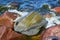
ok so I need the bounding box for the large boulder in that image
[40,25,60,40]
[0,14,14,28]
[0,26,26,40]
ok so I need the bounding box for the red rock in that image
[0,26,25,40]
[0,26,9,40]
[0,15,14,28]
[52,7,60,13]
[6,28,25,40]
[0,11,20,28]
[3,11,19,20]
[0,11,26,40]
[41,25,60,40]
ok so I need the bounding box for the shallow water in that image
[0,0,60,8]
[0,0,60,14]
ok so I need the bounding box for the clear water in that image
[0,0,60,8]
[0,0,60,14]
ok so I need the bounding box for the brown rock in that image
[3,11,20,20]
[41,25,60,40]
[0,11,20,28]
[0,15,14,28]
[0,26,26,40]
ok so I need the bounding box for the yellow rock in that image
[31,35,40,40]
[18,12,42,27]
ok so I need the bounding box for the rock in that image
[0,26,26,40]
[3,11,20,20]
[41,25,60,40]
[14,12,47,35]
[0,14,14,28]
[51,7,60,13]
